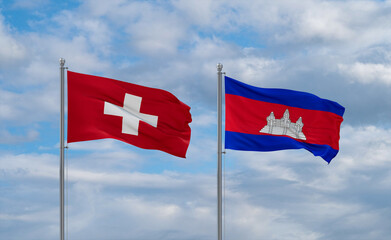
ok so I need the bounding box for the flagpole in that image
[59,58,66,240]
[217,63,223,240]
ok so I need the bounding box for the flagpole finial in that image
[217,63,223,72]
[59,58,65,66]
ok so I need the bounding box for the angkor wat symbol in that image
[259,109,306,140]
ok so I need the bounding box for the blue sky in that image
[1,0,391,239]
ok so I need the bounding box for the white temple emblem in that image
[260,109,306,140]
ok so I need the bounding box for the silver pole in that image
[217,63,223,240]
[59,58,66,240]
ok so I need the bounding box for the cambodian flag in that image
[225,76,345,163]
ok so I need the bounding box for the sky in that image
[1,0,391,239]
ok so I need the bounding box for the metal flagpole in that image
[59,58,66,240]
[217,63,223,240]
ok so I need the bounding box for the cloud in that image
[2,124,391,239]
[0,148,203,189]
[339,62,391,85]
[126,10,187,56]
[0,15,25,65]
[339,125,391,168]
[272,0,354,43]
[1,1,391,239]
[71,0,189,56]
[51,10,114,57]
[190,110,216,127]
[0,153,58,179]
[0,150,217,240]
[0,87,58,124]
[0,129,39,144]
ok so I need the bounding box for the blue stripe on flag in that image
[225,131,339,163]
[225,76,345,117]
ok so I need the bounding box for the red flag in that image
[67,71,192,158]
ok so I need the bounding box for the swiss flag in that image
[67,71,192,158]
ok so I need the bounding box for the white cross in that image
[104,93,158,136]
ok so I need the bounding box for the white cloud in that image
[225,201,324,240]
[222,55,281,86]
[181,0,389,50]
[0,16,25,64]
[191,111,216,127]
[64,185,216,240]
[0,129,39,144]
[0,208,56,224]
[0,153,58,179]
[68,170,188,188]
[0,150,199,189]
[26,34,110,80]
[51,10,114,56]
[173,0,216,26]
[0,149,217,239]
[339,125,391,167]
[172,0,239,30]
[127,15,187,56]
[0,87,58,124]
[73,0,189,56]
[339,62,391,85]
[293,2,354,42]
[0,31,111,89]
